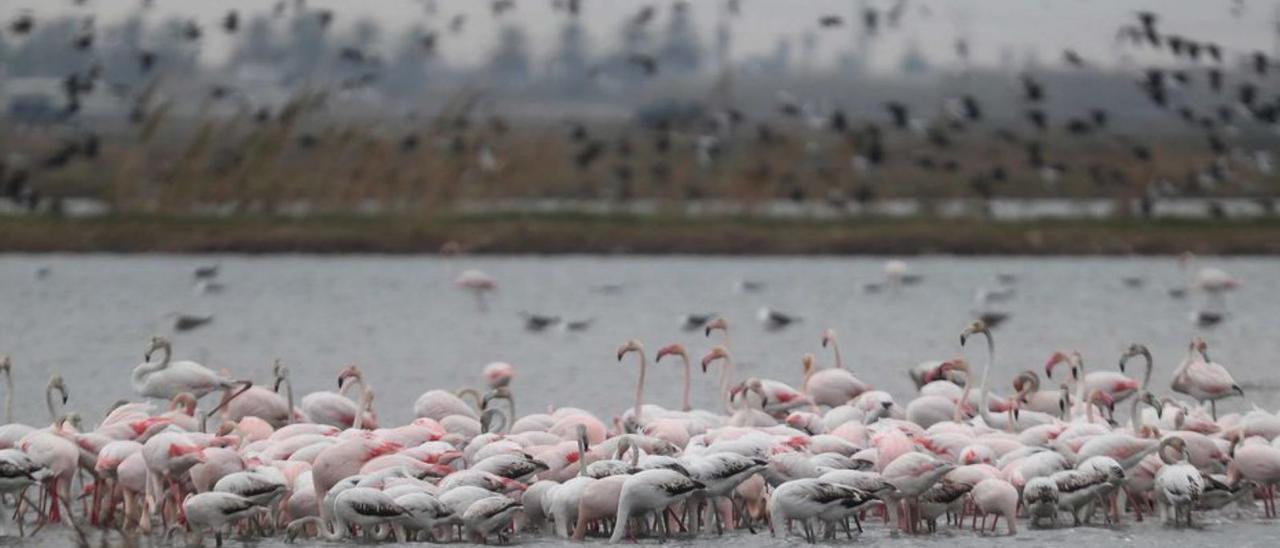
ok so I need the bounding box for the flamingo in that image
[767,479,872,543]
[1171,338,1242,419]
[134,337,249,400]
[617,339,649,430]
[19,414,80,523]
[455,269,497,312]
[463,495,522,542]
[286,487,409,541]
[971,478,1018,535]
[1046,351,1139,406]
[182,492,267,547]
[655,344,693,412]
[571,474,628,540]
[1153,436,1203,526]
[1,354,13,423]
[1023,476,1060,528]
[802,329,872,408]
[482,361,515,390]
[608,469,704,543]
[1226,442,1280,517]
[310,436,400,521]
[301,366,376,428]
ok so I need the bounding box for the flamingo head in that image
[1011,370,1039,398]
[821,328,837,348]
[482,362,514,388]
[47,374,68,404]
[336,365,363,389]
[1190,338,1210,361]
[1119,344,1150,372]
[925,358,968,384]
[144,336,170,362]
[959,321,988,346]
[701,346,729,373]
[704,317,728,338]
[57,412,83,432]
[655,343,686,363]
[170,392,197,415]
[801,353,816,375]
[272,359,289,388]
[616,339,644,362]
[1044,351,1072,379]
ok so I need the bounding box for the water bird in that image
[193,265,219,280]
[757,307,800,331]
[520,313,561,332]
[173,314,214,332]
[678,313,715,331]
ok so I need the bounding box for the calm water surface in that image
[1,254,1279,547]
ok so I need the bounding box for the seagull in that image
[974,310,1009,328]
[194,265,219,280]
[679,314,715,331]
[1190,310,1226,328]
[757,307,800,331]
[174,314,214,332]
[735,279,766,293]
[195,280,225,295]
[520,313,560,332]
[1122,276,1145,288]
[563,319,593,332]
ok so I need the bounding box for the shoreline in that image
[3,214,1280,255]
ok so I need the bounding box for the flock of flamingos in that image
[1,280,1279,545]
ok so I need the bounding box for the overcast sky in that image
[3,0,1278,73]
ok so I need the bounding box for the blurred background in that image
[0,0,1277,250]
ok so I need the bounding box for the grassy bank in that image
[2,214,1280,255]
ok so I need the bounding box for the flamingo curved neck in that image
[1129,392,1144,433]
[830,339,844,370]
[1140,352,1153,391]
[953,372,973,424]
[632,350,647,423]
[679,355,692,412]
[976,332,997,428]
[133,346,171,391]
[280,376,294,425]
[576,428,590,477]
[45,386,61,423]
[353,383,372,430]
[4,369,12,424]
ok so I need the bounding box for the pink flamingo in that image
[971,478,1018,535]
[1227,441,1280,517]
[482,361,515,389]
[133,337,248,400]
[617,339,649,431]
[802,329,872,408]
[655,344,693,412]
[455,269,497,312]
[1046,351,1140,406]
[310,435,400,520]
[301,366,376,428]
[1171,338,1242,419]
[18,414,80,523]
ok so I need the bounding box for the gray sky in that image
[3,0,1278,72]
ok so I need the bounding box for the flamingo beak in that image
[1232,385,1244,397]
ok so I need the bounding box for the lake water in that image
[1,254,1279,546]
